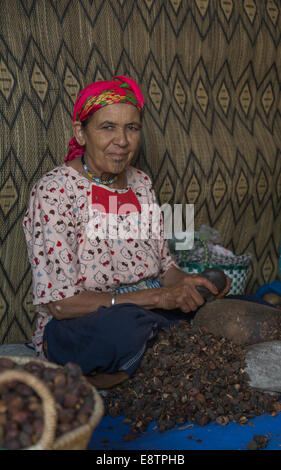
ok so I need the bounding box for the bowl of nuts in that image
[0,356,104,450]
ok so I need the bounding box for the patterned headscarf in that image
[65,75,145,162]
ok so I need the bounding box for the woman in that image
[23,76,229,388]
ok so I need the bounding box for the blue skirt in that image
[43,303,190,376]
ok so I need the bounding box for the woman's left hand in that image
[177,272,232,307]
[161,267,232,313]
[159,273,218,313]
[176,273,218,312]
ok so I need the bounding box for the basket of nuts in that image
[0,356,104,450]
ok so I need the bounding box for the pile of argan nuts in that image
[105,322,281,441]
[0,359,95,450]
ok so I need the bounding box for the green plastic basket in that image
[178,238,249,295]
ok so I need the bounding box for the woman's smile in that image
[108,153,128,159]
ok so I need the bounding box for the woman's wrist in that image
[112,288,161,310]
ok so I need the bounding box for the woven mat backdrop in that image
[1,0,281,343]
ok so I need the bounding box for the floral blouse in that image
[23,163,177,356]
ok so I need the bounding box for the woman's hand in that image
[47,301,63,320]
[157,273,220,313]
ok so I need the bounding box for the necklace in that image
[81,154,118,185]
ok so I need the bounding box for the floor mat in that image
[88,412,281,450]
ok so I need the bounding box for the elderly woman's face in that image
[78,103,142,176]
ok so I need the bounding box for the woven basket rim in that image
[0,356,104,450]
[180,263,249,270]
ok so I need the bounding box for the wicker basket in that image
[0,356,104,450]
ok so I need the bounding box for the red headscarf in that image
[65,75,145,162]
